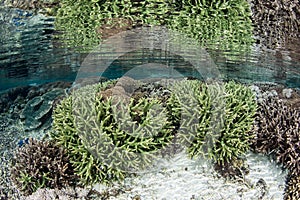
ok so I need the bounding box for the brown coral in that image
[251,97,289,154]
[276,121,300,175]
[284,173,300,200]
[251,0,300,48]
[10,138,77,196]
[252,95,300,174]
[252,94,300,197]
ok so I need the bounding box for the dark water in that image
[0,7,300,91]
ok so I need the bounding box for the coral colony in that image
[11,77,300,199]
[55,0,253,51]
[7,0,300,198]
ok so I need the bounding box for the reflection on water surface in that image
[0,12,299,92]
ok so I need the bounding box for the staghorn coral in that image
[54,0,253,51]
[10,138,77,196]
[252,93,300,198]
[251,97,288,154]
[51,93,111,186]
[252,95,300,175]
[276,122,300,176]
[251,0,300,49]
[284,173,300,200]
[51,78,178,185]
[172,80,257,164]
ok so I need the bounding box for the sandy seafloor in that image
[90,151,287,200]
[24,149,288,200]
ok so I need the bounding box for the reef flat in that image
[0,79,299,199]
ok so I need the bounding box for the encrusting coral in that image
[10,138,76,196]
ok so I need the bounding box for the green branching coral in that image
[51,78,178,184]
[10,138,76,196]
[168,0,254,50]
[172,80,257,164]
[51,91,118,185]
[55,0,254,51]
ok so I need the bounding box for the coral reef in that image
[214,157,249,179]
[252,95,300,175]
[51,78,179,185]
[251,0,300,49]
[10,138,77,196]
[251,97,287,154]
[55,0,253,51]
[168,0,254,50]
[20,88,65,131]
[276,122,300,175]
[172,80,257,164]
[51,94,107,185]
[0,86,30,113]
[251,89,300,198]
[284,173,300,200]
[4,0,59,14]
[24,186,104,200]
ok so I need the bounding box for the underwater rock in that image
[282,88,293,98]
[20,88,65,131]
[99,76,141,103]
[97,18,134,40]
[0,86,30,113]
[214,158,249,180]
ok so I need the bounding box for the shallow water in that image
[0,3,300,199]
[0,7,299,91]
[0,7,80,91]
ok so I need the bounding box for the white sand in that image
[93,151,287,200]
